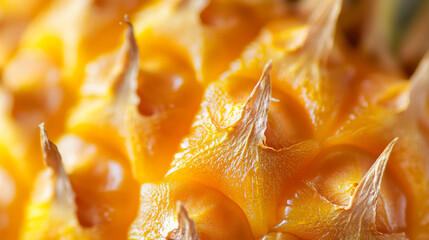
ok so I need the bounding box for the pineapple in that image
[19,124,96,240]
[0,0,429,239]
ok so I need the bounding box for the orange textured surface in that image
[0,0,428,239]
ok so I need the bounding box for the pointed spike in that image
[113,15,140,105]
[244,60,272,108]
[330,138,399,238]
[123,14,131,23]
[176,201,199,238]
[347,138,398,214]
[39,123,63,174]
[167,201,201,240]
[305,0,342,60]
[408,51,429,112]
[39,123,76,205]
[121,15,139,55]
[237,60,272,140]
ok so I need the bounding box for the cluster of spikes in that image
[29,19,424,240]
[34,123,201,239]
[1,0,429,239]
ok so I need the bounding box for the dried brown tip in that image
[123,14,131,23]
[120,14,133,29]
[167,201,201,240]
[243,60,272,112]
[39,123,76,205]
[248,60,272,103]
[236,60,272,141]
[119,14,138,63]
[121,15,136,48]
[39,123,63,174]
[113,15,140,105]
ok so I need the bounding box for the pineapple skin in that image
[0,0,428,240]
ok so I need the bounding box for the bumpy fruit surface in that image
[0,0,428,240]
